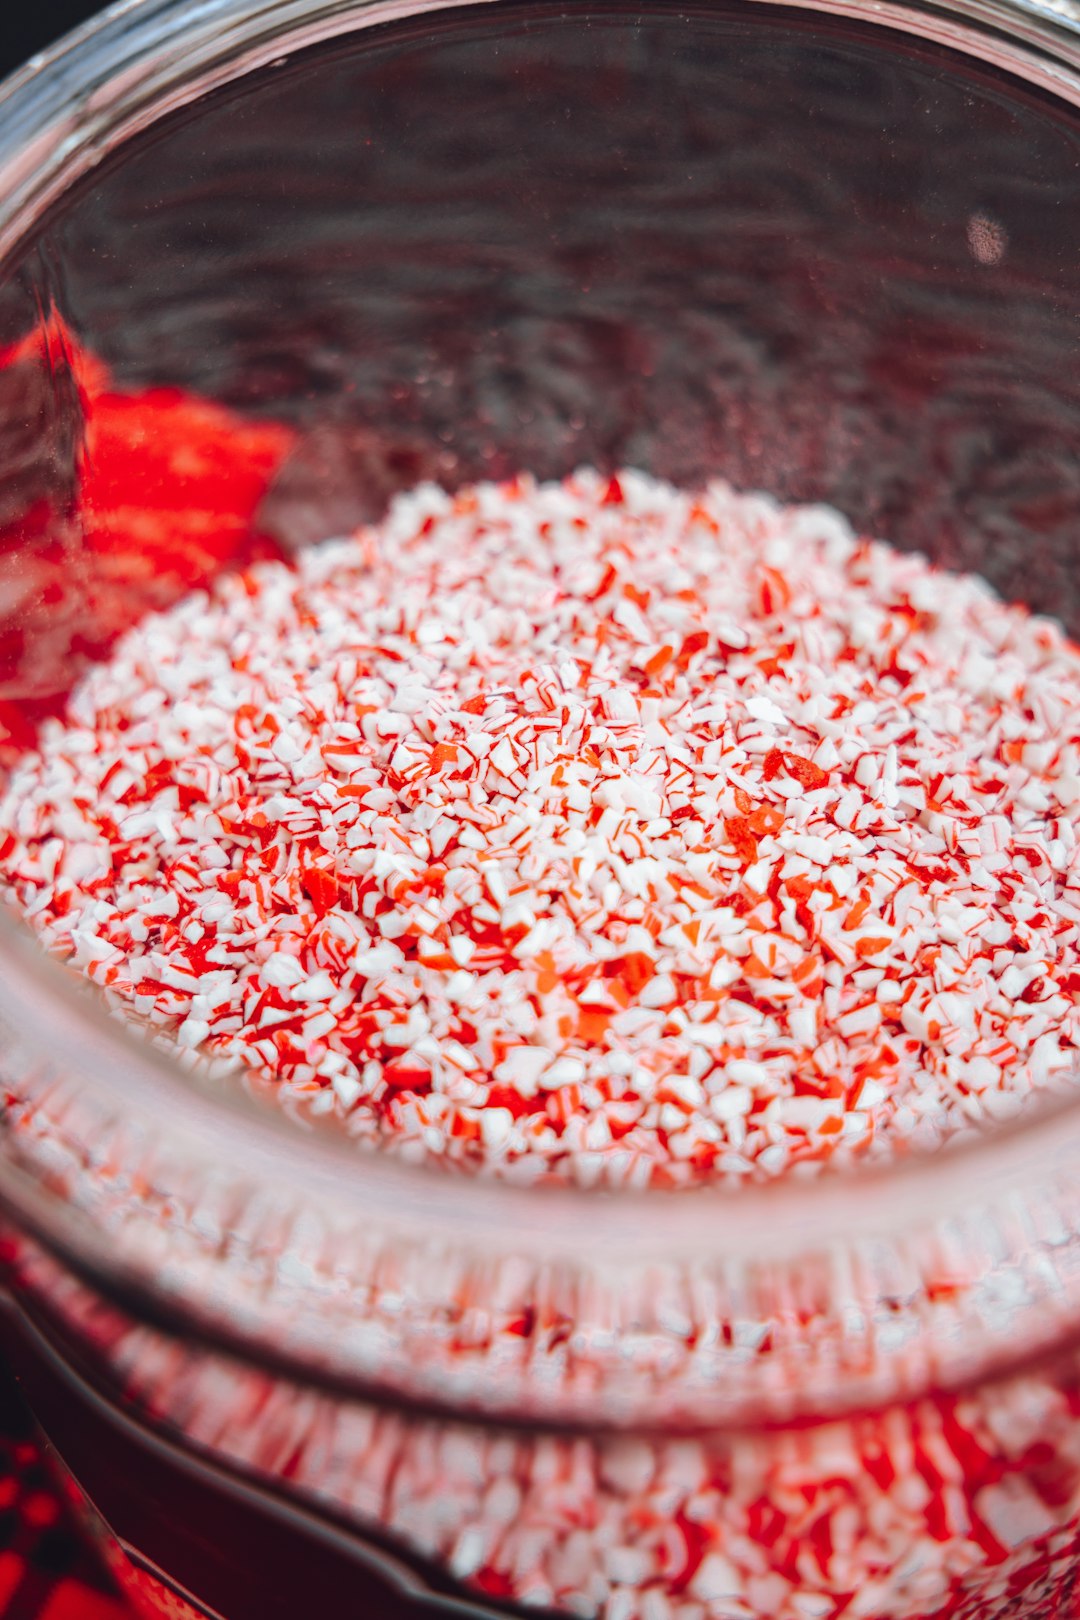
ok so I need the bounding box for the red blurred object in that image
[0,1351,132,1620]
[0,316,295,758]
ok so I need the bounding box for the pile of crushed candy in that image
[2,466,1080,1187]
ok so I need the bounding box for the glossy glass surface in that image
[2,2,1080,1616]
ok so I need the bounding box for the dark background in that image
[1,1,108,81]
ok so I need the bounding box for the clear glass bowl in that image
[3,1,1080,1616]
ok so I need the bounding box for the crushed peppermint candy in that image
[2,467,1080,1186]
[9,1203,1080,1620]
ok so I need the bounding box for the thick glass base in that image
[0,1290,500,1620]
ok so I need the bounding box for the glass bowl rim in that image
[1,0,1080,1278]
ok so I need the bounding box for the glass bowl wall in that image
[2,2,1080,1618]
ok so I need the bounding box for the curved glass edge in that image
[1,0,1080,1425]
[0,0,1079,277]
[0,0,1076,1258]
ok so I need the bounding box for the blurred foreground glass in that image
[3,0,1080,1616]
